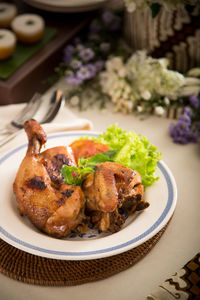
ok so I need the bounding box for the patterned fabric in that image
[147,252,200,300]
[124,5,200,73]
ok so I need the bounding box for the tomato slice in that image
[70,139,109,163]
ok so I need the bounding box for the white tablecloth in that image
[0,83,199,300]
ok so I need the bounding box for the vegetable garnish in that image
[81,125,162,188]
[61,125,161,187]
[61,150,118,186]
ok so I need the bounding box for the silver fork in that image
[0,90,64,147]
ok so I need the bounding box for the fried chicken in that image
[83,161,149,233]
[13,119,150,238]
[13,119,87,238]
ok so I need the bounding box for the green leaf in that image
[61,151,117,186]
[78,151,117,169]
[150,3,161,18]
[83,124,162,188]
[62,125,162,188]
[61,164,94,186]
[61,166,79,185]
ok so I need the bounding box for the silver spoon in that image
[0,90,64,147]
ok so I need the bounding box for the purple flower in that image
[79,48,95,62]
[66,73,83,86]
[70,59,82,70]
[102,11,121,31]
[169,113,198,144]
[95,60,105,72]
[189,95,199,108]
[100,42,110,53]
[86,64,97,77]
[179,113,191,125]
[77,66,90,80]
[63,53,72,64]
[184,106,193,118]
[102,11,115,24]
[77,64,96,80]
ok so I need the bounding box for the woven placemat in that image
[0,222,169,286]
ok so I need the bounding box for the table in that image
[0,81,199,300]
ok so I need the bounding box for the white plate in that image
[0,131,177,260]
[24,0,111,12]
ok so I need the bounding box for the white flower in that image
[106,57,123,72]
[158,58,169,68]
[141,90,151,100]
[155,106,165,116]
[164,97,170,105]
[112,57,123,68]
[118,67,127,78]
[137,105,143,112]
[106,60,114,72]
[99,50,188,115]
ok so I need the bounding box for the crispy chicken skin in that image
[83,161,149,233]
[13,119,150,238]
[13,119,87,238]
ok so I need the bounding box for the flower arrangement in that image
[124,0,198,15]
[55,10,125,108]
[54,10,200,145]
[99,51,200,116]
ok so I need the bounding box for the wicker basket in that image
[124,4,200,73]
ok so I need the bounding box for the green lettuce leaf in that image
[62,125,161,187]
[88,124,162,188]
[61,150,118,186]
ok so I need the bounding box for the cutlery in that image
[0,90,64,147]
[0,93,42,135]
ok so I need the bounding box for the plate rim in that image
[0,131,177,260]
[23,0,110,12]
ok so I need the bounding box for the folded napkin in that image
[147,252,200,300]
[0,102,93,155]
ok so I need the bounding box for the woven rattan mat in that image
[0,223,169,286]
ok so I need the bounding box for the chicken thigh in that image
[13,119,87,238]
[83,161,149,233]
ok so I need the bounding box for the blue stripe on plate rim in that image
[0,132,176,257]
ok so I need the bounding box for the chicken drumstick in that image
[13,119,87,238]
